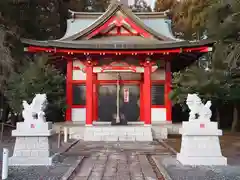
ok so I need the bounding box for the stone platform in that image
[9,137,54,166]
[177,121,227,166]
[83,125,153,141]
[54,122,182,142]
[64,124,153,142]
[9,122,55,166]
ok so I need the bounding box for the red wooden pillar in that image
[140,74,144,121]
[143,61,152,125]
[93,73,98,121]
[66,59,73,121]
[165,61,172,122]
[86,62,93,126]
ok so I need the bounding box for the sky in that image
[126,0,156,9]
[145,0,156,9]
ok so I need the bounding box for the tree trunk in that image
[0,95,10,123]
[216,108,220,129]
[2,105,10,121]
[231,104,239,132]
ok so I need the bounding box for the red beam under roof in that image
[24,46,212,55]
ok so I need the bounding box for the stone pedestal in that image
[177,121,227,166]
[9,121,55,166]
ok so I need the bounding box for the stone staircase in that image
[69,125,153,142]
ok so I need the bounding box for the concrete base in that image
[151,126,168,139]
[9,122,55,166]
[12,122,54,136]
[83,126,153,142]
[177,154,227,166]
[9,156,54,166]
[177,121,227,166]
[9,136,54,166]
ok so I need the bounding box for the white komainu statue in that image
[22,94,48,123]
[186,93,212,122]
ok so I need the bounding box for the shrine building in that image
[21,1,214,131]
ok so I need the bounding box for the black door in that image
[119,85,140,122]
[98,85,117,122]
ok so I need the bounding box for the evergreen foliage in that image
[169,0,240,131]
[154,0,212,39]
[1,0,240,129]
[4,54,65,121]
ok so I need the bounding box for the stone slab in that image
[61,156,84,180]
[102,135,119,141]
[177,154,227,166]
[136,135,153,142]
[12,122,55,137]
[119,135,136,141]
[76,158,95,177]
[12,130,54,137]
[152,126,168,140]
[138,155,157,179]
[9,156,53,166]
[81,126,153,142]
[180,121,222,136]
[16,121,52,130]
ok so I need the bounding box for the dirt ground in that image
[164,132,240,165]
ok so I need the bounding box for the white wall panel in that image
[72,108,86,122]
[151,108,167,122]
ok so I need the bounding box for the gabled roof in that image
[69,10,168,19]
[60,2,175,41]
[61,11,176,40]
[21,1,215,51]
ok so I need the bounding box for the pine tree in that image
[170,0,240,131]
[4,54,66,121]
[154,0,177,12]
[172,0,212,40]
[154,0,212,40]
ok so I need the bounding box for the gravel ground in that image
[154,155,240,180]
[0,130,77,180]
[7,154,79,180]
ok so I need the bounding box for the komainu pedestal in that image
[9,122,54,166]
[9,94,55,166]
[177,121,227,166]
[177,94,227,166]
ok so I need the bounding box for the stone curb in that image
[52,139,80,162]
[59,139,80,154]
[61,156,84,180]
[157,139,178,155]
[152,156,173,180]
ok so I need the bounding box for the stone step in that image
[69,126,171,141]
[69,126,153,142]
[83,126,153,142]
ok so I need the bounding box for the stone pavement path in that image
[64,141,173,180]
[75,152,156,180]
